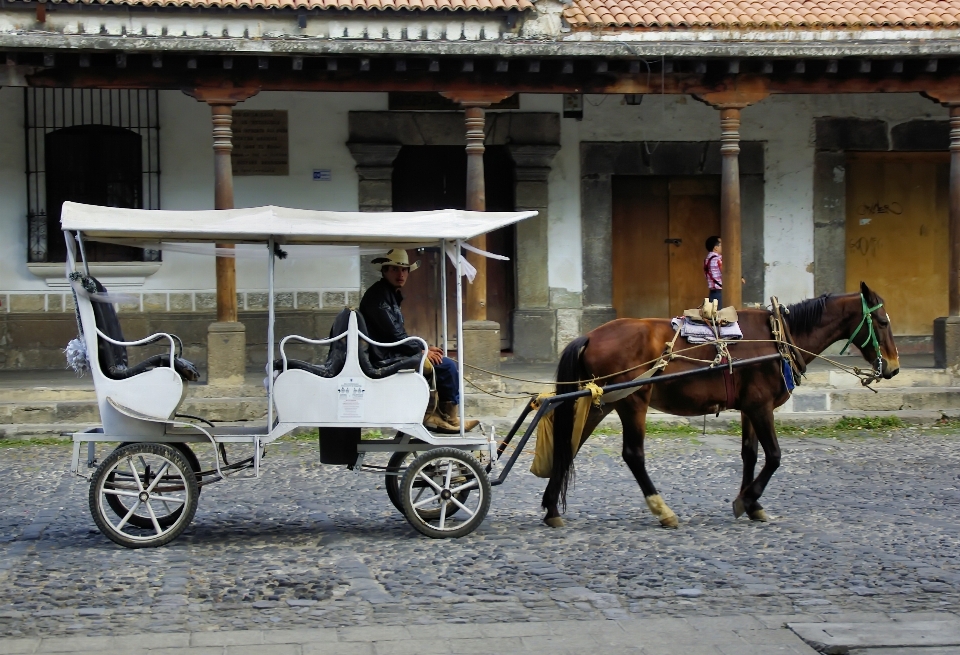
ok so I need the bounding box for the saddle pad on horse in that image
[670,316,743,344]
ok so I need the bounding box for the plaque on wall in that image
[232,110,289,176]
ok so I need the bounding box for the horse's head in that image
[847,282,900,379]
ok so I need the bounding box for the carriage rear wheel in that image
[105,442,201,530]
[90,443,199,549]
[400,448,490,539]
[385,450,471,520]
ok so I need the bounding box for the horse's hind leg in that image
[541,406,609,528]
[617,394,678,528]
[733,407,781,522]
[734,412,759,517]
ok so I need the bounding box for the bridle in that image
[839,292,885,380]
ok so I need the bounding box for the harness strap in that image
[839,293,883,356]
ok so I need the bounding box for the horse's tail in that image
[549,335,589,513]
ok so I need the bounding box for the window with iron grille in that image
[24,88,161,262]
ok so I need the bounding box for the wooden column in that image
[951,105,960,315]
[211,103,238,322]
[695,86,768,310]
[719,106,743,309]
[463,102,488,321]
[440,91,512,322]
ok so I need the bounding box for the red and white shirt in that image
[704,252,723,290]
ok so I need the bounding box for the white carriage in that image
[61,202,536,548]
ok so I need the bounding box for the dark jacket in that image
[359,278,424,361]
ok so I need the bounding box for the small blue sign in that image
[313,169,332,181]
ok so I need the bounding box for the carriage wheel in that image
[385,450,471,519]
[89,443,199,549]
[105,443,201,530]
[400,448,490,539]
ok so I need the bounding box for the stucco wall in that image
[0,89,387,308]
[0,89,948,311]
[530,91,947,305]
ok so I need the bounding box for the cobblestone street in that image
[1,429,959,638]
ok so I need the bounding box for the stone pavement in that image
[2,429,960,652]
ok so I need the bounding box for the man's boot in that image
[440,401,479,432]
[424,408,458,433]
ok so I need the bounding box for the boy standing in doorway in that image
[704,236,723,306]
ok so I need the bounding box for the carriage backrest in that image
[72,274,129,378]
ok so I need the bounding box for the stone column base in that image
[581,306,618,334]
[207,321,246,386]
[513,309,557,362]
[934,316,960,369]
[462,320,501,384]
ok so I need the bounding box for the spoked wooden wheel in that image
[89,443,199,548]
[386,450,471,519]
[105,442,200,530]
[400,448,490,539]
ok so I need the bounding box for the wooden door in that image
[391,146,516,349]
[613,177,669,318]
[846,152,949,336]
[612,176,720,319]
[667,177,722,316]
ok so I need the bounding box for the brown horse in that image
[542,282,900,528]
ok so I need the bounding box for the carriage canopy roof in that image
[60,202,539,247]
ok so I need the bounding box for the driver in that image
[359,249,479,434]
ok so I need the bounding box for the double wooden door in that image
[612,176,721,318]
[845,152,949,336]
[391,145,516,349]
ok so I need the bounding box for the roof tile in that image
[52,0,531,12]
[564,0,960,27]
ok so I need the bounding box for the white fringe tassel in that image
[64,337,89,376]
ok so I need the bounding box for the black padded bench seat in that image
[273,308,422,380]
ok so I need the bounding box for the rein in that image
[838,292,884,384]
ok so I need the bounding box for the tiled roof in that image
[54,0,531,10]
[562,0,960,28]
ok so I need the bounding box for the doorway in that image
[845,152,949,336]
[391,145,516,349]
[612,176,721,318]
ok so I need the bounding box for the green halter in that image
[839,292,884,356]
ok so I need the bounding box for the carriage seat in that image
[78,275,200,382]
[275,308,423,380]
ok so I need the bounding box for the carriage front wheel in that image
[400,448,490,539]
[89,443,199,549]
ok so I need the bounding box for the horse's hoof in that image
[748,509,770,522]
[732,498,746,518]
[544,517,565,528]
[659,515,679,529]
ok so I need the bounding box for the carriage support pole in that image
[267,236,276,429]
[456,239,465,437]
[441,239,448,357]
[489,352,783,486]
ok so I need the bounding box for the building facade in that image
[1,0,958,368]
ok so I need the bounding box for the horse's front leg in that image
[541,406,608,528]
[618,394,678,528]
[733,407,780,522]
[738,411,759,499]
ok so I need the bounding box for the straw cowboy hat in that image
[372,249,420,271]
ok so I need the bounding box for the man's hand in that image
[427,346,444,366]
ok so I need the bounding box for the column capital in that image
[183,84,260,105]
[693,84,769,109]
[507,144,561,170]
[439,90,514,107]
[922,91,960,107]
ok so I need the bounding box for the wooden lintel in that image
[183,83,261,105]
[25,67,960,99]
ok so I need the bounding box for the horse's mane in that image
[784,294,831,336]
